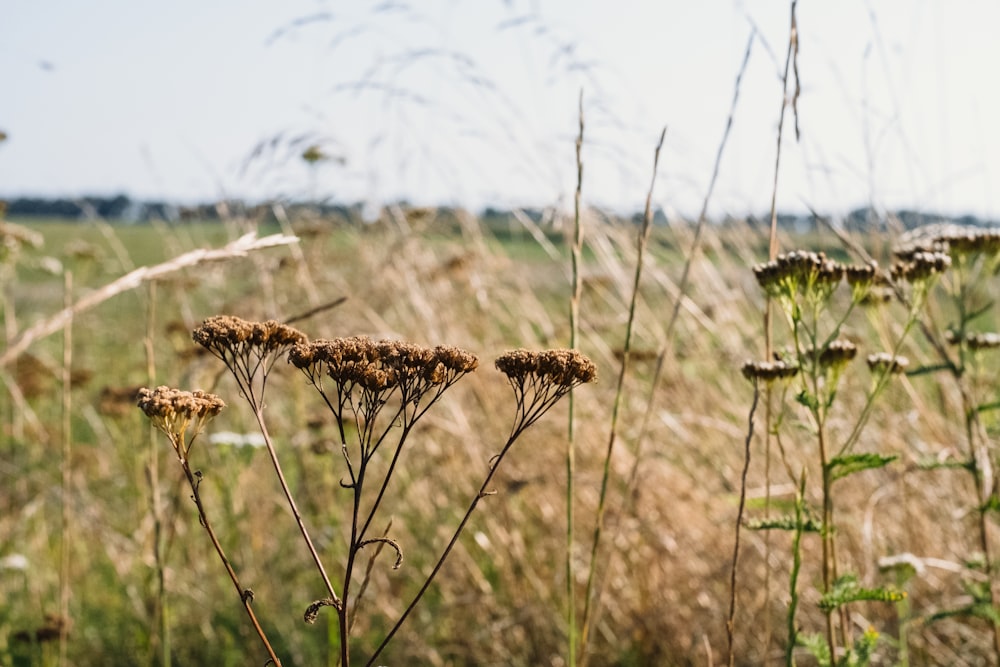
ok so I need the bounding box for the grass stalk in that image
[566,89,585,667]
[579,127,667,664]
[727,376,760,666]
[58,270,72,667]
[144,282,170,667]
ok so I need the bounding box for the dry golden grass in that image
[1,211,999,665]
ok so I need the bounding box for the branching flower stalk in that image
[191,316,342,612]
[902,227,1000,661]
[137,386,282,666]
[363,349,596,666]
[736,360,799,665]
[288,336,479,665]
[750,250,944,661]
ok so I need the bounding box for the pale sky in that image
[2,1,999,220]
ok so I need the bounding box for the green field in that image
[2,210,999,665]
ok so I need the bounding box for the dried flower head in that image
[844,262,879,303]
[896,224,1000,264]
[890,251,951,285]
[193,315,307,359]
[193,316,307,399]
[137,386,225,459]
[819,339,858,370]
[866,353,909,375]
[752,250,846,321]
[290,337,478,426]
[740,359,799,384]
[495,349,596,435]
[945,330,1000,351]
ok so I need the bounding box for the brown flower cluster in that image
[818,339,858,370]
[289,336,478,401]
[753,250,878,305]
[193,315,307,359]
[866,352,909,374]
[945,330,1000,351]
[890,251,951,284]
[494,349,597,387]
[740,359,799,383]
[137,386,225,457]
[895,224,1000,262]
[494,349,597,435]
[753,250,842,294]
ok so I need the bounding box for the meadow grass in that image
[2,209,1000,665]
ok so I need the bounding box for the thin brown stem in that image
[177,456,281,666]
[727,379,760,666]
[365,433,520,666]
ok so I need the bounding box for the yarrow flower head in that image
[495,349,597,435]
[289,337,478,425]
[193,315,307,360]
[137,386,225,460]
[192,316,307,398]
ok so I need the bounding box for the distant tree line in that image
[1,194,995,231]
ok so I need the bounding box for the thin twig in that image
[727,379,760,667]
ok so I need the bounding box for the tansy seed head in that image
[740,360,799,384]
[866,353,909,374]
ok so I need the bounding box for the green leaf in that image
[905,362,953,377]
[827,453,897,483]
[796,390,820,410]
[916,457,975,472]
[967,301,994,323]
[798,632,831,667]
[927,602,1000,626]
[744,514,821,532]
[838,626,880,667]
[819,574,906,612]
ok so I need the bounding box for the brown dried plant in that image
[136,386,282,666]
[184,315,595,666]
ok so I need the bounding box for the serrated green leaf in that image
[819,574,906,612]
[916,457,975,472]
[828,453,897,482]
[744,515,821,532]
[926,602,1000,626]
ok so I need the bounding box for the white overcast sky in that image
[1,1,998,220]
